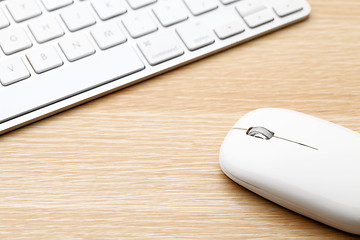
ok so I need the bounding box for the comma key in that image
[137,32,184,66]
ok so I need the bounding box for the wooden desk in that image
[1,1,359,239]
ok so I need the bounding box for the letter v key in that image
[0,57,30,86]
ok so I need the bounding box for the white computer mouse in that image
[219,108,360,235]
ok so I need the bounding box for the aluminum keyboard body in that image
[0,0,311,134]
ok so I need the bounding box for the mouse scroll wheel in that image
[246,127,274,140]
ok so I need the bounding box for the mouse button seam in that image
[231,127,248,131]
[273,136,319,151]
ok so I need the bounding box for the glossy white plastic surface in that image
[219,108,360,234]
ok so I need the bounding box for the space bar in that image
[0,46,145,123]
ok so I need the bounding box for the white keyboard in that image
[0,0,311,134]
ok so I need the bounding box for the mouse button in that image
[234,108,327,149]
[221,130,320,167]
[233,108,299,135]
[220,129,309,179]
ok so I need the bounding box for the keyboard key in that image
[235,0,266,17]
[273,0,303,17]
[0,9,10,29]
[138,32,184,65]
[122,14,158,38]
[41,0,73,11]
[60,6,96,32]
[0,57,30,86]
[0,46,145,123]
[176,22,214,51]
[92,0,127,21]
[220,0,239,4]
[0,27,33,55]
[183,0,218,16]
[126,0,157,10]
[152,0,188,27]
[26,46,63,74]
[244,8,274,28]
[6,0,42,23]
[28,17,65,43]
[214,20,245,40]
[91,22,127,50]
[59,34,95,62]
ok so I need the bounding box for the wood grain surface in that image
[1,0,360,239]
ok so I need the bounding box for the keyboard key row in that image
[0,0,306,87]
[0,44,78,86]
[0,1,304,58]
[0,17,234,85]
[3,0,159,20]
[0,0,306,61]
[0,22,129,85]
[0,35,97,86]
[0,0,304,37]
[1,0,304,32]
[0,28,189,86]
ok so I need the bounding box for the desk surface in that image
[1,0,360,239]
